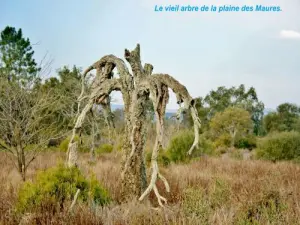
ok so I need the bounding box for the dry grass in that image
[1,151,300,225]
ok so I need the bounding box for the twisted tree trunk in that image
[66,44,201,204]
[120,91,148,199]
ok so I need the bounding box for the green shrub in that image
[235,191,287,224]
[182,187,210,223]
[59,135,89,153]
[199,135,215,156]
[229,149,243,160]
[95,144,113,155]
[47,146,61,152]
[16,164,110,213]
[215,146,228,156]
[167,130,214,163]
[59,136,76,152]
[210,178,231,209]
[235,135,257,150]
[145,149,171,166]
[24,144,40,152]
[159,153,171,166]
[213,133,232,148]
[167,130,195,163]
[256,131,300,161]
[182,178,231,223]
[115,138,124,152]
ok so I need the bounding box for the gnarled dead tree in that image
[66,44,201,205]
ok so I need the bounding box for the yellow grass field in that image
[1,152,300,225]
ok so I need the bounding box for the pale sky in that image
[1,0,300,110]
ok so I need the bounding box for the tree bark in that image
[120,94,148,200]
[120,45,148,200]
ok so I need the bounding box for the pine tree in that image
[0,26,41,86]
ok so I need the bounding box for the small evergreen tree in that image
[0,26,40,86]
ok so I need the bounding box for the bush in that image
[24,144,39,152]
[213,133,232,148]
[182,187,210,223]
[16,163,110,213]
[235,191,286,224]
[235,135,257,150]
[59,135,89,153]
[182,178,231,223]
[229,148,243,160]
[167,130,196,163]
[159,153,171,166]
[95,144,114,155]
[145,148,171,166]
[115,137,124,152]
[256,131,300,161]
[167,130,214,163]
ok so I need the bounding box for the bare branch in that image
[0,78,67,180]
